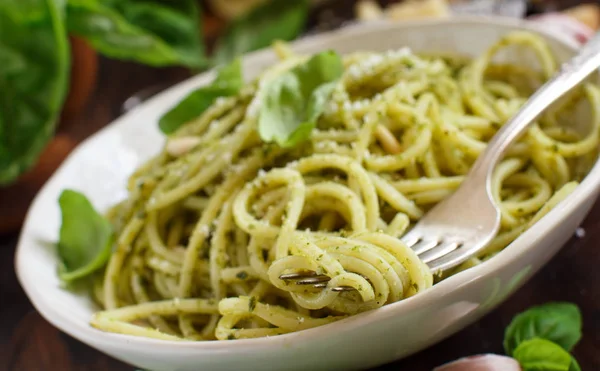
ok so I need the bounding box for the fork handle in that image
[470,32,600,183]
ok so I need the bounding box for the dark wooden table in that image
[2,2,600,370]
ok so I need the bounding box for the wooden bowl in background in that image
[61,36,99,122]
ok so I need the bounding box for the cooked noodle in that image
[90,31,600,341]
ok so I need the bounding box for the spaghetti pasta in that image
[90,31,600,341]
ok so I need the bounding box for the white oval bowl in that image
[16,17,600,371]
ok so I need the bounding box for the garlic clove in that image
[434,354,521,371]
[355,0,384,21]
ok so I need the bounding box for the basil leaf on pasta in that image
[258,50,343,148]
[159,58,243,134]
[57,190,113,283]
[213,0,308,64]
[513,338,572,371]
[503,302,582,356]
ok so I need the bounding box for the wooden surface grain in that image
[2,1,600,370]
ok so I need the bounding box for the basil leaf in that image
[66,0,206,68]
[504,302,582,356]
[159,58,243,134]
[0,0,70,185]
[213,0,308,64]
[513,338,572,371]
[569,357,581,371]
[258,51,343,147]
[57,190,113,282]
[212,58,244,87]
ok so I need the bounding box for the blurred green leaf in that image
[213,0,308,64]
[0,0,70,185]
[66,0,206,68]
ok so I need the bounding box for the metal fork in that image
[280,32,600,291]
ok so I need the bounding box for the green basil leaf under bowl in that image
[159,58,244,134]
[213,0,309,64]
[258,50,343,148]
[503,302,582,356]
[0,0,70,185]
[66,0,206,68]
[57,190,114,283]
